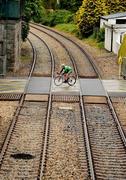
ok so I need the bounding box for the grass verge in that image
[54,23,104,49]
[54,23,78,36]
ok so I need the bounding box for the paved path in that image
[103,80,126,96]
[0,78,26,93]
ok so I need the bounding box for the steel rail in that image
[0,37,37,166]
[25,31,56,179]
[107,97,126,146]
[33,37,55,180]
[29,29,56,179]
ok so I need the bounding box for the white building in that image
[100,12,126,54]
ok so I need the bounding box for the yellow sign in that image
[118,56,122,65]
[118,34,126,63]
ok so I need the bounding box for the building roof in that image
[101,12,126,20]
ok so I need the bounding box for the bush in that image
[90,27,105,42]
[33,7,47,23]
[42,10,74,27]
[21,22,29,42]
[97,28,105,42]
[75,0,107,37]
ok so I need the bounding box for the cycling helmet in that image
[61,64,65,68]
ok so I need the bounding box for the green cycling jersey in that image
[63,66,72,73]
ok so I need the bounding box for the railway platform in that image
[0,77,126,97]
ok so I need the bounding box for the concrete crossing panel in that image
[80,79,106,96]
[26,77,51,94]
[103,80,126,97]
[52,79,80,95]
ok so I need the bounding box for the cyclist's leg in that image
[62,72,67,82]
[67,70,72,79]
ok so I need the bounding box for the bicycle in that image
[54,73,76,86]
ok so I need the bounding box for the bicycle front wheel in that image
[54,76,63,86]
[67,76,76,86]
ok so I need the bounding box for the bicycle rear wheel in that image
[67,76,76,86]
[54,76,63,86]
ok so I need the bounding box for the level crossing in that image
[0,77,126,97]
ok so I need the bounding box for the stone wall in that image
[0,20,21,74]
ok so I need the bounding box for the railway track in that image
[84,96,126,179]
[39,95,91,179]
[0,35,55,179]
[0,23,126,179]
[30,22,98,78]
[30,24,77,77]
[28,32,52,77]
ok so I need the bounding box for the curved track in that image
[0,35,54,179]
[30,23,98,78]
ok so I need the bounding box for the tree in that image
[23,0,46,22]
[59,0,83,12]
[75,0,126,37]
[105,0,126,13]
[43,0,58,9]
[22,0,46,41]
[75,0,107,36]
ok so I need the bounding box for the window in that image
[116,19,126,24]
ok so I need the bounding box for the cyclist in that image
[59,64,72,83]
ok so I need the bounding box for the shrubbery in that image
[93,28,105,42]
[22,0,46,41]
[75,0,126,37]
[21,22,29,42]
[75,0,107,37]
[41,10,74,26]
